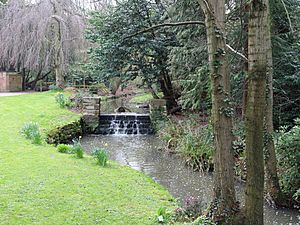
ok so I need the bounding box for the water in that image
[81,135,300,225]
[96,113,153,135]
[100,98,149,114]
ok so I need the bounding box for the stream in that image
[81,134,300,225]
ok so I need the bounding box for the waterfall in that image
[95,113,154,135]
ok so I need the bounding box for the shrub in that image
[49,84,62,91]
[55,92,70,108]
[93,148,108,166]
[276,118,300,202]
[57,144,72,154]
[71,139,84,158]
[159,117,214,171]
[21,122,42,145]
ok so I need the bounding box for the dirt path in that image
[0,92,32,97]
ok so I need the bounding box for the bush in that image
[57,144,72,154]
[276,118,300,202]
[21,122,42,145]
[49,84,62,91]
[93,148,108,166]
[71,139,84,158]
[159,117,214,171]
[55,92,70,108]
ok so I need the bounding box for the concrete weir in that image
[95,113,154,135]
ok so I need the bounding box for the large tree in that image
[86,0,179,112]
[244,0,270,223]
[0,0,87,88]
[197,0,238,222]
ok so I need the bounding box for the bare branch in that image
[226,44,248,61]
[280,0,294,32]
[125,21,205,39]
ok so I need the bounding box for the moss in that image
[46,120,82,145]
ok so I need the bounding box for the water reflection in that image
[101,97,149,114]
[81,135,300,225]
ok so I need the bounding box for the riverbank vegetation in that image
[0,0,299,224]
[0,92,175,224]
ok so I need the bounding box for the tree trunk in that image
[198,0,237,222]
[159,70,178,113]
[245,1,268,224]
[147,83,160,99]
[55,24,64,88]
[242,6,249,119]
[21,68,26,91]
[264,0,283,206]
[51,0,65,88]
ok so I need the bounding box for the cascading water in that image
[95,113,154,135]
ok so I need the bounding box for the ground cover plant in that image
[55,92,70,108]
[57,144,72,154]
[93,148,109,167]
[0,92,175,224]
[21,121,42,145]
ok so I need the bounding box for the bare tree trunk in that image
[147,83,160,99]
[159,70,178,114]
[198,0,237,222]
[264,0,283,206]
[27,70,52,89]
[52,0,65,88]
[245,0,268,224]
[241,6,249,119]
[54,22,64,88]
[21,68,26,91]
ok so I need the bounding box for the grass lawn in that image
[129,93,163,104]
[0,92,175,224]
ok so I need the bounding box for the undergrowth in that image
[159,116,214,172]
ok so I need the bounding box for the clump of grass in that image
[57,144,72,154]
[55,92,70,108]
[159,117,214,171]
[72,139,84,158]
[21,122,42,145]
[93,148,108,166]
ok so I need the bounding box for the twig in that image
[280,0,294,32]
[226,44,248,61]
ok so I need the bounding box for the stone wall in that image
[80,97,101,134]
[82,97,101,116]
[0,72,22,92]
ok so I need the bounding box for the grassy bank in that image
[0,92,175,224]
[129,92,163,104]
